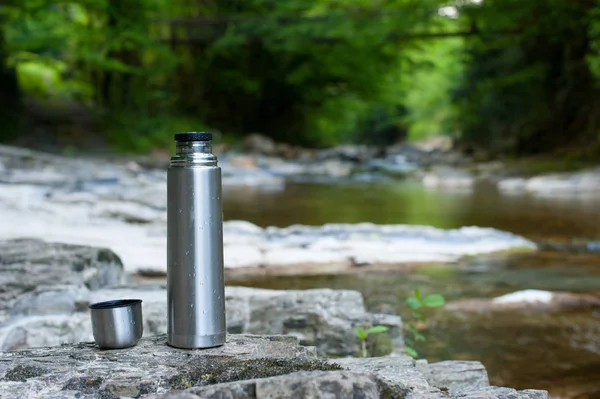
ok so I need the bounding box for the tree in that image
[452,0,600,157]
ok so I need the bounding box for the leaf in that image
[423,294,446,308]
[406,297,422,310]
[404,336,414,345]
[355,327,367,340]
[366,325,389,335]
[415,289,422,301]
[405,345,419,358]
[412,311,426,321]
[408,323,427,341]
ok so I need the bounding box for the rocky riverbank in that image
[0,239,551,398]
[0,144,536,276]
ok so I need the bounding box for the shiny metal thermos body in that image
[167,132,226,349]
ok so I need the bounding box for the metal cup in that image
[89,299,143,349]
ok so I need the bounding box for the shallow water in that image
[223,180,600,398]
[223,180,600,241]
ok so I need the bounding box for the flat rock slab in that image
[0,334,548,399]
[0,334,318,398]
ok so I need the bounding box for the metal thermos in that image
[166,132,226,349]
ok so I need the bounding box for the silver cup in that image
[89,299,143,349]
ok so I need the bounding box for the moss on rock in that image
[169,356,344,390]
[366,332,394,357]
[3,365,46,382]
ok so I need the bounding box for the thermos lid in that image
[174,132,212,142]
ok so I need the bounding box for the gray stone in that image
[0,314,92,351]
[183,371,381,399]
[0,239,126,313]
[334,356,431,392]
[517,389,549,399]
[457,386,520,399]
[497,167,600,196]
[427,360,490,395]
[227,286,403,357]
[454,386,548,399]
[422,167,475,189]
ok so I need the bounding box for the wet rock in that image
[497,168,600,196]
[365,155,419,176]
[422,167,475,189]
[304,159,354,178]
[497,177,528,193]
[426,360,490,394]
[446,289,600,315]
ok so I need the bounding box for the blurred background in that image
[1,0,600,398]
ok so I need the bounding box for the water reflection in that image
[223,181,600,240]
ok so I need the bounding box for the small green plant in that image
[355,325,389,358]
[404,289,445,358]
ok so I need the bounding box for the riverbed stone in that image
[497,167,600,196]
[422,167,475,189]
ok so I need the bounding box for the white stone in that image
[493,290,554,305]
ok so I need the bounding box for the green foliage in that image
[2,0,600,154]
[106,113,210,153]
[403,288,445,358]
[355,324,390,358]
[452,0,600,156]
[354,288,445,359]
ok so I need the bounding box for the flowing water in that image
[223,180,600,398]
